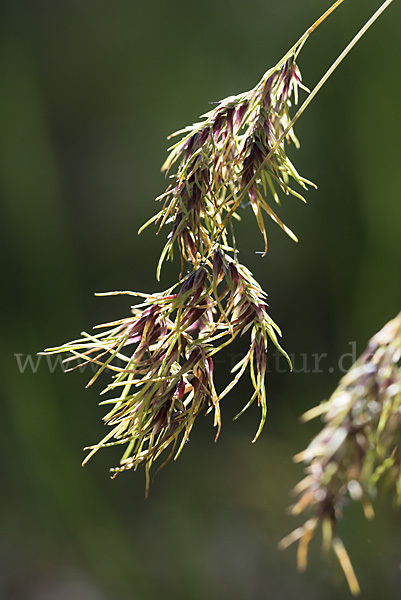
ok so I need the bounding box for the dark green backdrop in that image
[1,1,401,598]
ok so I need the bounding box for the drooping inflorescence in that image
[44,29,312,492]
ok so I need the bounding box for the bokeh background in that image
[1,0,401,598]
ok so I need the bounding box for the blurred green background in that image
[1,0,401,598]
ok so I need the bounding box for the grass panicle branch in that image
[280,312,401,595]
[45,254,288,495]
